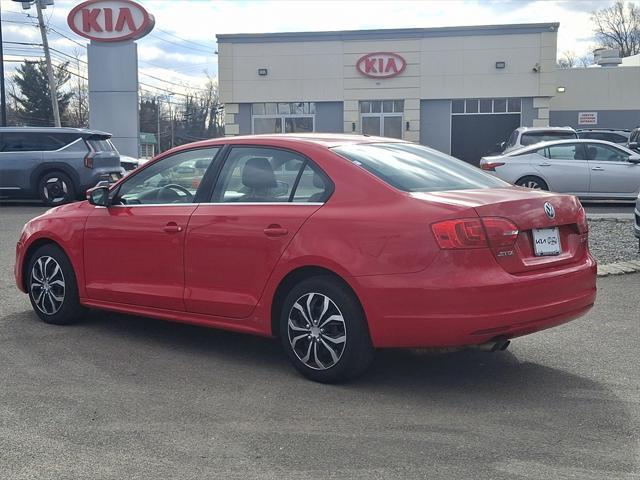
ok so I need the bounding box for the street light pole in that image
[0,1,8,126]
[34,0,61,127]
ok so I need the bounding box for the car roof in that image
[0,126,111,136]
[515,126,576,133]
[506,138,633,156]
[171,133,408,150]
[576,128,630,133]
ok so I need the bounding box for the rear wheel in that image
[27,244,84,325]
[38,171,76,206]
[279,276,374,383]
[516,176,548,191]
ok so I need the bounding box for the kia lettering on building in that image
[356,52,406,78]
[67,0,155,42]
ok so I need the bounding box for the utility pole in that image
[0,1,7,126]
[155,96,161,153]
[34,0,60,127]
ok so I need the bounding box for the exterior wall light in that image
[495,61,506,69]
[258,68,268,76]
[557,86,566,93]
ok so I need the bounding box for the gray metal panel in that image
[521,98,538,127]
[88,42,138,92]
[217,23,559,43]
[315,102,344,133]
[237,104,252,135]
[549,110,640,129]
[420,100,451,154]
[89,91,139,157]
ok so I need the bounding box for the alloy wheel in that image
[42,177,69,204]
[521,180,541,189]
[287,292,347,370]
[30,256,66,315]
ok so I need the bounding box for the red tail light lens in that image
[84,152,95,169]
[576,207,588,234]
[432,217,519,250]
[480,161,505,171]
[432,219,486,249]
[482,217,519,247]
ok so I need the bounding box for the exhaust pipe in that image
[472,337,510,352]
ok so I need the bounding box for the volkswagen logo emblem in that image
[544,202,555,219]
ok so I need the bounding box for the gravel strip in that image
[587,219,640,265]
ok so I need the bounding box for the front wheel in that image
[515,175,548,190]
[279,276,374,383]
[27,244,85,325]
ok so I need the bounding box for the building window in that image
[451,98,521,115]
[139,143,155,159]
[251,102,315,134]
[360,100,404,139]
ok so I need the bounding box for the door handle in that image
[591,166,604,171]
[264,224,288,237]
[163,222,183,233]
[538,162,551,167]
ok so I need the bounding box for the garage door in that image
[450,98,521,166]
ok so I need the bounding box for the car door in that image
[0,132,43,194]
[585,142,640,198]
[533,142,590,194]
[184,146,331,318]
[83,146,220,310]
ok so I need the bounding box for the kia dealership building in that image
[217,23,640,164]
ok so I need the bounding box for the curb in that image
[598,260,640,277]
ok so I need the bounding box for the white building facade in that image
[217,23,640,164]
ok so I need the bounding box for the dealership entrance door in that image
[450,98,522,165]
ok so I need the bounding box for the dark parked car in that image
[0,127,124,205]
[577,128,631,145]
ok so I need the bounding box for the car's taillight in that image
[432,217,519,250]
[576,207,588,234]
[480,161,505,171]
[84,152,95,169]
[432,219,486,249]
[482,217,519,248]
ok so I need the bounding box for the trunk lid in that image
[412,187,588,274]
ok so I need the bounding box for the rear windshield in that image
[87,137,116,152]
[521,131,577,146]
[332,143,507,193]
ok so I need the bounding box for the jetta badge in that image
[544,202,555,219]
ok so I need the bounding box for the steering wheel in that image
[158,184,193,203]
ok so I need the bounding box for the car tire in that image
[38,171,76,206]
[279,276,375,383]
[516,176,548,190]
[27,244,85,325]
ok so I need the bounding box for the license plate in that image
[532,227,561,256]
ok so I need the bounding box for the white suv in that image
[502,126,578,153]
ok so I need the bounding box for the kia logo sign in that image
[356,52,406,78]
[67,0,155,42]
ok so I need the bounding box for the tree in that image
[64,55,89,128]
[592,0,640,57]
[11,60,73,126]
[557,50,595,69]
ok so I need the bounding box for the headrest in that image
[242,157,277,189]
[312,170,324,188]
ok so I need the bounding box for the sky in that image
[1,0,614,97]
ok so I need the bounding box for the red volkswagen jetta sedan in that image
[15,134,596,382]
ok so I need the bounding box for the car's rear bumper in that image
[355,251,597,348]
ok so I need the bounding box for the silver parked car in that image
[501,126,578,153]
[0,127,124,205]
[480,139,640,200]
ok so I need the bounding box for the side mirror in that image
[86,183,110,206]
[628,154,640,164]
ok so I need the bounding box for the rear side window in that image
[87,138,116,152]
[332,143,506,193]
[0,132,81,152]
[521,131,577,146]
[538,143,585,160]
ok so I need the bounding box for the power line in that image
[148,32,213,55]
[154,28,213,51]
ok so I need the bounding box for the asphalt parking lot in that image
[1,205,639,480]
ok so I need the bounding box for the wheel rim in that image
[287,292,347,371]
[30,256,65,315]
[43,177,68,203]
[521,180,541,189]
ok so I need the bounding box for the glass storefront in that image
[360,100,404,139]
[252,102,315,134]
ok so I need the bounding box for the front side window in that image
[212,147,329,203]
[0,132,80,152]
[332,143,506,193]
[585,143,629,162]
[116,147,219,204]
